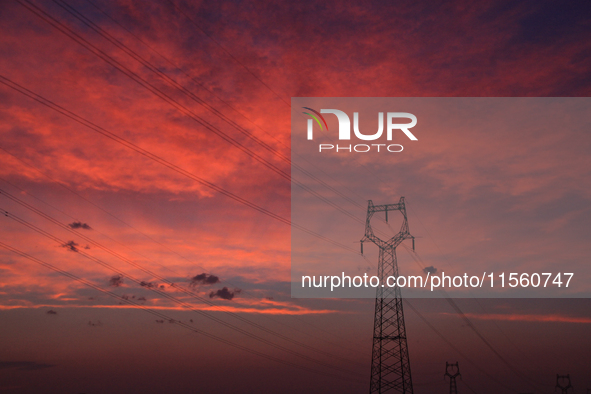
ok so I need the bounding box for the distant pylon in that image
[555,374,573,394]
[444,362,461,394]
[362,197,415,393]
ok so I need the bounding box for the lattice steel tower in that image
[555,374,573,394]
[444,362,461,394]
[361,197,415,393]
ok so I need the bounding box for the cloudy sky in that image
[290,97,591,298]
[0,0,590,393]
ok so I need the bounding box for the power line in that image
[2,144,524,390]
[404,300,516,393]
[0,74,358,254]
[460,377,478,394]
[0,149,368,356]
[14,0,288,182]
[15,0,404,247]
[0,72,542,390]
[83,0,363,211]
[402,245,547,393]
[0,207,365,379]
[3,3,560,390]
[0,172,177,277]
[0,189,365,370]
[0,240,365,384]
[444,297,543,392]
[17,0,366,227]
[0,70,391,361]
[160,0,291,108]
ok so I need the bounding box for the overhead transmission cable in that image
[0,74,357,254]
[0,152,368,355]
[83,0,364,210]
[16,0,366,227]
[0,207,366,378]
[151,3,557,390]
[0,72,537,391]
[6,3,548,390]
[402,243,547,393]
[160,0,291,108]
[0,187,366,367]
[0,240,365,384]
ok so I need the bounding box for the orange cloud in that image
[443,312,591,324]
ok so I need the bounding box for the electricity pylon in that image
[444,362,461,394]
[361,197,415,393]
[555,374,573,394]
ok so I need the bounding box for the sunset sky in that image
[1,0,590,393]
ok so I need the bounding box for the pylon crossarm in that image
[369,202,405,213]
[363,197,413,251]
[362,232,412,250]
